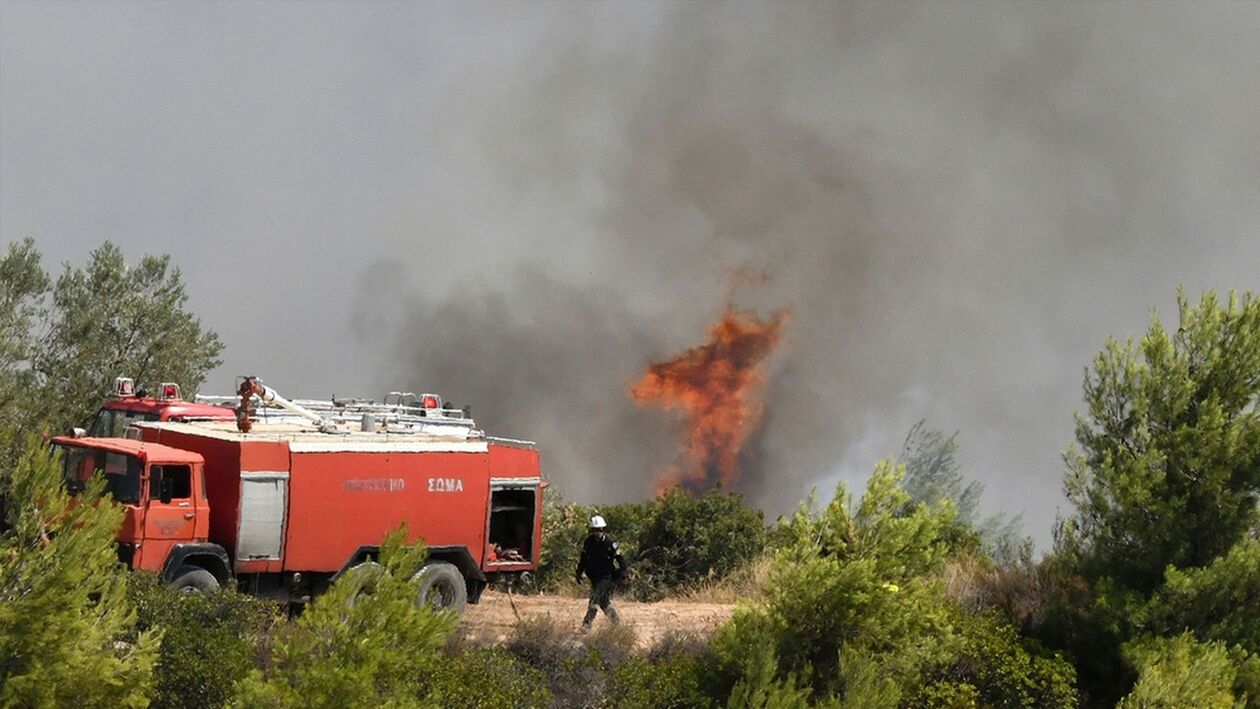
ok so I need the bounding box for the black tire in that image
[170,565,219,594]
[342,561,382,608]
[412,561,467,615]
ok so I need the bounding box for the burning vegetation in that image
[630,304,790,494]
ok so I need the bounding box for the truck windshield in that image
[88,408,159,437]
[57,446,144,504]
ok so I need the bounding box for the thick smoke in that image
[370,4,1260,543]
[6,3,1255,547]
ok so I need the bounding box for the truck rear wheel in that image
[412,561,467,615]
[170,565,219,594]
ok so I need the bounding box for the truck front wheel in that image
[412,562,467,615]
[170,565,220,594]
[342,561,382,608]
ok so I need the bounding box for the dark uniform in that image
[575,531,627,628]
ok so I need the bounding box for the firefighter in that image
[575,514,626,629]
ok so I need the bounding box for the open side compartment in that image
[487,486,535,564]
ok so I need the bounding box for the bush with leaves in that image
[421,646,552,709]
[713,461,1076,707]
[630,487,765,601]
[128,572,275,709]
[0,432,158,707]
[502,614,638,707]
[1117,633,1244,708]
[712,460,961,699]
[611,653,717,709]
[535,486,767,601]
[501,615,721,708]
[233,527,457,707]
[909,609,1077,708]
[533,489,599,594]
[611,630,722,709]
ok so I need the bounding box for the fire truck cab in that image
[87,377,235,438]
[53,436,215,579]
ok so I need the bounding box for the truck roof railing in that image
[194,392,478,437]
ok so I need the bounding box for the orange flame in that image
[630,304,790,494]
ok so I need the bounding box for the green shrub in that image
[630,488,765,601]
[534,494,653,591]
[908,611,1078,708]
[1231,647,1260,709]
[534,491,595,594]
[502,613,711,707]
[233,527,457,707]
[723,640,824,709]
[915,682,980,709]
[129,572,275,709]
[0,433,158,708]
[536,486,767,601]
[611,653,716,709]
[422,647,551,708]
[1117,633,1241,708]
[503,614,578,669]
[712,461,960,695]
[503,614,613,706]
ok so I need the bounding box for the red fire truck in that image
[52,378,543,613]
[86,377,236,437]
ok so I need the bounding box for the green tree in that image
[0,432,158,708]
[1142,537,1260,653]
[34,241,224,428]
[0,239,50,432]
[0,239,224,432]
[234,527,457,707]
[899,420,1025,557]
[901,422,982,521]
[1061,290,1260,595]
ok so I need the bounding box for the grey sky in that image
[3,1,1258,548]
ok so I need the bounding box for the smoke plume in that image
[11,3,1250,548]
[366,4,1259,545]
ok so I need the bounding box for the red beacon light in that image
[421,394,441,409]
[158,383,181,401]
[113,377,136,398]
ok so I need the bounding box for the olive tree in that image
[0,239,49,432]
[0,239,224,432]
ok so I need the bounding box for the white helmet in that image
[589,515,607,529]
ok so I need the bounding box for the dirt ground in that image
[459,590,736,648]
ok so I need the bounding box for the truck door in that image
[137,464,198,572]
[486,479,541,566]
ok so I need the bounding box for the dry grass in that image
[675,555,772,604]
[942,552,1086,635]
[943,555,1000,615]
